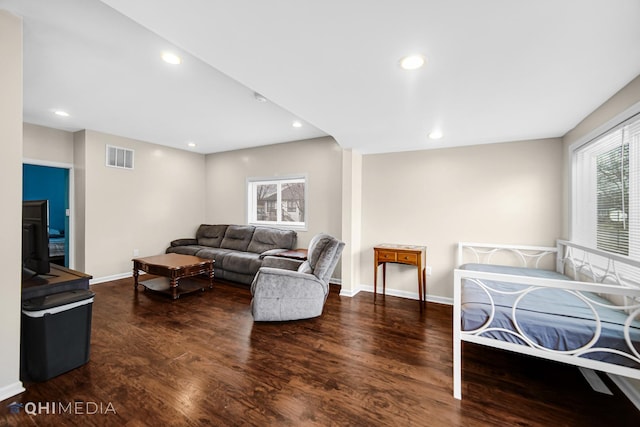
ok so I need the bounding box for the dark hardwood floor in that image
[3,276,639,426]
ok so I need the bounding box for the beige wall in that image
[76,130,206,279]
[205,136,343,255]
[0,9,25,400]
[23,122,74,164]
[360,138,564,300]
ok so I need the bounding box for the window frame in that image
[570,105,640,262]
[246,175,308,231]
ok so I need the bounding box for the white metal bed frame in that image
[453,240,640,400]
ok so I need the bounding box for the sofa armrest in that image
[170,238,198,247]
[260,256,303,271]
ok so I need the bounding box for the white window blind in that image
[572,113,640,262]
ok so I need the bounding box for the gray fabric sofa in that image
[166,224,297,285]
[250,233,345,321]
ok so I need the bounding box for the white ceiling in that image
[3,0,640,155]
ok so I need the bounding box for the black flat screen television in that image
[22,199,50,279]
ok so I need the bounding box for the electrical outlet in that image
[133,249,139,256]
[426,266,432,276]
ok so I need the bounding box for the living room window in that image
[247,176,307,229]
[572,112,640,261]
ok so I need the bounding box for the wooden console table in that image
[374,244,427,309]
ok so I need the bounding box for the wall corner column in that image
[72,130,87,272]
[340,148,363,296]
[0,9,26,401]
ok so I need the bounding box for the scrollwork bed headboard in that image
[457,242,557,270]
[557,240,640,308]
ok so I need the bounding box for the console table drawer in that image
[377,251,397,262]
[397,252,418,265]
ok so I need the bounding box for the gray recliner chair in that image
[250,233,345,321]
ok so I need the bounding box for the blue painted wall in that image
[23,164,68,233]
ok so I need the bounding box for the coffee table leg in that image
[208,267,214,289]
[170,278,179,300]
[133,265,139,290]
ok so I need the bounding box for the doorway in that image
[22,163,71,267]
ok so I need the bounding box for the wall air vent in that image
[106,145,134,170]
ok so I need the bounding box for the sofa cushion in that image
[247,227,297,254]
[220,225,255,251]
[222,251,263,275]
[194,247,233,268]
[196,224,228,247]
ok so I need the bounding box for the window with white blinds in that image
[572,113,640,261]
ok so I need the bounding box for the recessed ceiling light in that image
[428,130,443,140]
[54,110,70,117]
[187,142,197,148]
[161,51,182,65]
[399,54,426,70]
[292,121,303,128]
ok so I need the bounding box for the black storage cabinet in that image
[21,289,95,382]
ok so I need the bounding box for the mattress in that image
[460,263,640,367]
[49,236,65,258]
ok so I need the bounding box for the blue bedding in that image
[460,263,640,367]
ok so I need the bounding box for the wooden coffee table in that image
[132,253,214,300]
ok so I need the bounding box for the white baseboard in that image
[425,294,453,306]
[90,271,136,285]
[339,287,360,297]
[338,284,453,305]
[0,381,25,402]
[607,374,640,412]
